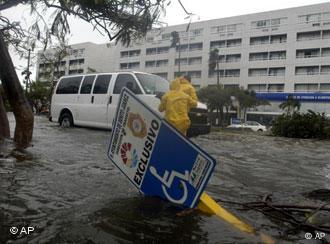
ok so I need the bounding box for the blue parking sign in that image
[107,88,216,208]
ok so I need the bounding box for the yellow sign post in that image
[198,193,275,244]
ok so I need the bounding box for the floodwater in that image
[1,114,330,243]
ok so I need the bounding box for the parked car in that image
[50,71,210,137]
[227,121,267,132]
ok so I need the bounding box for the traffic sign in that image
[107,88,216,208]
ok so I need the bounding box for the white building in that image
[37,2,330,115]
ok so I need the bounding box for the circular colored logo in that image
[120,142,138,168]
[127,113,147,138]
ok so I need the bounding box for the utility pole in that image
[170,31,181,74]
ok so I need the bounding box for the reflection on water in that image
[1,114,330,243]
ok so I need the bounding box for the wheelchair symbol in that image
[149,166,190,204]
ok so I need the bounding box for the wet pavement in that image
[1,113,330,243]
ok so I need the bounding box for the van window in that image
[135,73,169,94]
[56,76,83,94]
[80,75,95,94]
[93,75,112,94]
[114,74,142,94]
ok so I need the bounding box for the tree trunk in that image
[0,32,34,149]
[0,95,10,140]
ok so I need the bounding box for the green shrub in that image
[271,110,330,139]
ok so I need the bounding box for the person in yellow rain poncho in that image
[158,78,197,135]
[179,75,198,103]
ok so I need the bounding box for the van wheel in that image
[258,129,263,132]
[60,112,74,128]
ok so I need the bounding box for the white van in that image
[50,72,210,136]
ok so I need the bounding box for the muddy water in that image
[1,114,330,243]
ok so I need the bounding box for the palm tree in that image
[208,48,220,87]
[170,31,181,73]
[279,95,301,115]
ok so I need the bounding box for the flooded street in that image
[1,114,330,243]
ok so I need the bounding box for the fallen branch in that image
[215,197,330,233]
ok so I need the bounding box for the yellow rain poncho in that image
[179,76,198,103]
[158,78,197,135]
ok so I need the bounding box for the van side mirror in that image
[155,91,165,99]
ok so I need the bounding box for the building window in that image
[68,69,84,75]
[270,34,287,44]
[320,83,330,92]
[322,48,330,57]
[298,13,321,23]
[188,57,202,65]
[190,28,203,37]
[211,24,243,34]
[69,48,85,58]
[268,67,285,76]
[296,48,320,58]
[156,59,168,67]
[120,51,129,58]
[225,69,240,77]
[225,54,241,62]
[250,36,269,45]
[226,39,241,47]
[176,44,189,52]
[321,65,330,75]
[251,17,287,28]
[189,42,203,51]
[252,20,270,28]
[145,61,156,68]
[294,83,318,92]
[269,51,286,60]
[268,84,284,92]
[297,31,321,41]
[175,58,187,66]
[211,25,226,34]
[322,30,330,39]
[227,24,237,32]
[210,40,226,49]
[295,66,319,75]
[248,68,267,77]
[146,48,157,55]
[249,52,268,61]
[120,62,140,70]
[69,59,84,66]
[157,46,169,54]
[248,84,267,92]
[208,69,224,78]
[121,49,141,58]
[188,71,202,78]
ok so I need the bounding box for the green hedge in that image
[271,110,330,139]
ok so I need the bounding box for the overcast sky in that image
[4,0,330,81]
